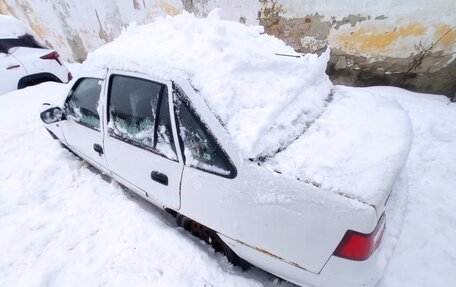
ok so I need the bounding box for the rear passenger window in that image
[174,87,236,178]
[65,78,102,131]
[107,75,177,160]
[0,34,45,53]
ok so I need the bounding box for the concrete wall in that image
[256,0,456,97]
[1,0,455,96]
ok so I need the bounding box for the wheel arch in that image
[18,72,63,89]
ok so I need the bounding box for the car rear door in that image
[0,50,27,95]
[103,71,183,210]
[60,73,109,173]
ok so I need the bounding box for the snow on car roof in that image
[84,10,333,159]
[0,15,30,38]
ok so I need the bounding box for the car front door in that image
[60,75,109,172]
[103,71,183,209]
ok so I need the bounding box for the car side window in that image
[65,78,102,131]
[107,75,177,160]
[174,87,236,178]
[0,35,45,53]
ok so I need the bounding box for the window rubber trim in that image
[172,82,237,179]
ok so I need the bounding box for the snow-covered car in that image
[0,15,71,95]
[39,12,412,287]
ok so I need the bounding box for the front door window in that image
[65,78,102,130]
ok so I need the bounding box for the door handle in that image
[6,65,20,70]
[93,143,103,156]
[151,171,168,186]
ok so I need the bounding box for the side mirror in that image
[40,106,66,124]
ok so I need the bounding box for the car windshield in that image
[0,34,45,53]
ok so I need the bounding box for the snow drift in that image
[84,10,333,159]
[266,88,413,206]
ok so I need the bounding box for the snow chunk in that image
[0,15,30,38]
[84,12,333,158]
[266,88,413,206]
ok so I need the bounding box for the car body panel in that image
[60,76,109,173]
[0,15,69,95]
[11,47,69,83]
[0,52,27,94]
[102,70,185,210]
[171,78,377,273]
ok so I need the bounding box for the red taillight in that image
[40,51,62,65]
[333,213,386,261]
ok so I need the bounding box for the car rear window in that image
[0,34,45,53]
[173,84,237,178]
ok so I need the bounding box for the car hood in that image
[264,86,413,209]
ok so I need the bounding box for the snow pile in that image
[84,10,333,158]
[0,15,30,38]
[1,75,456,286]
[266,89,413,206]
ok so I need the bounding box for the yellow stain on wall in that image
[29,22,47,39]
[159,0,181,16]
[435,24,456,49]
[57,35,66,46]
[337,24,427,54]
[0,1,12,15]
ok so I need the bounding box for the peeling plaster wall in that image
[0,0,184,61]
[1,0,455,96]
[257,0,456,97]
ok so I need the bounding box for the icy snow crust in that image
[0,15,30,38]
[84,11,332,159]
[267,88,413,206]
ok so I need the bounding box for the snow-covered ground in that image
[0,79,455,287]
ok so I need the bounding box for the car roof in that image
[0,15,31,39]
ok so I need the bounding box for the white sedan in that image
[0,15,71,95]
[39,13,412,287]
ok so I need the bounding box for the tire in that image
[176,214,251,270]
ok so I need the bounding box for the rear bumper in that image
[220,233,382,287]
[220,167,409,287]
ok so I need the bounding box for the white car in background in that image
[39,13,412,287]
[0,15,71,95]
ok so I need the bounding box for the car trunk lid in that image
[264,87,412,211]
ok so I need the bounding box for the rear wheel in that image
[176,214,250,270]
